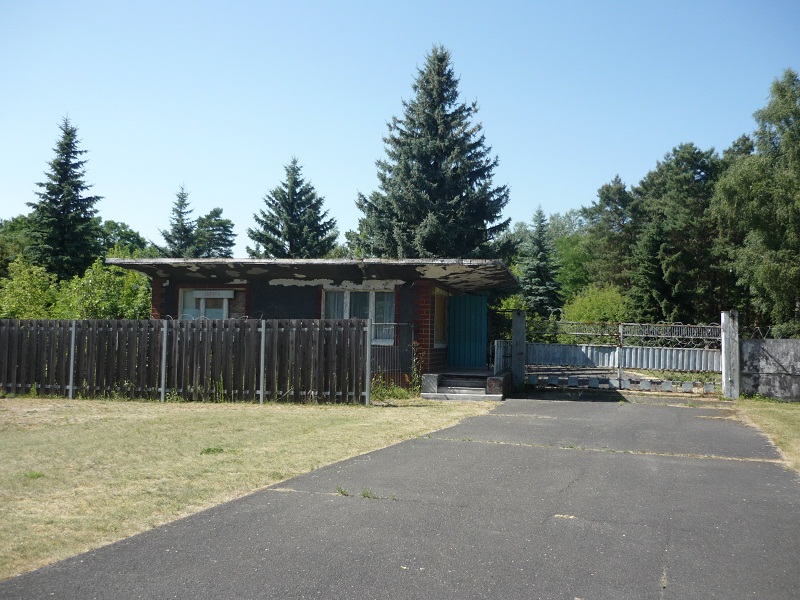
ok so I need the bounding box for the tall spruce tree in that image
[158,186,197,258]
[26,118,102,280]
[633,143,725,323]
[518,208,560,317]
[246,158,337,258]
[355,45,509,258]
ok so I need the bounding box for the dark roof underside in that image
[107,258,518,293]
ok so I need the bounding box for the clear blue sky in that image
[2,0,797,256]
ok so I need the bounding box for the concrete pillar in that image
[721,310,740,399]
[512,310,526,388]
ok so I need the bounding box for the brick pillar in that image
[151,277,168,319]
[412,281,433,373]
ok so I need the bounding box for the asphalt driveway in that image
[2,398,799,599]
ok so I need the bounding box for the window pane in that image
[325,292,344,319]
[205,298,225,319]
[375,292,394,323]
[181,291,201,319]
[374,292,395,342]
[350,292,369,319]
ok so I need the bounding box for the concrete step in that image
[439,377,486,389]
[421,392,503,402]
[438,386,487,395]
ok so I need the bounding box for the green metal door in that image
[447,295,488,368]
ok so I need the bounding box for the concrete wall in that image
[741,339,800,401]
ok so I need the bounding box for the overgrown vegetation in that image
[0,396,494,581]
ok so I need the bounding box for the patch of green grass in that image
[200,447,224,455]
[23,471,44,479]
[0,396,494,581]
[336,486,350,497]
[737,395,800,473]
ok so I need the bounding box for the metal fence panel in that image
[526,343,618,368]
[371,323,414,387]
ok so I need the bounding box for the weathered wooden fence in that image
[0,319,370,403]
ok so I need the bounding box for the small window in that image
[179,289,243,320]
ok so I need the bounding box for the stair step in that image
[438,386,487,395]
[439,378,485,389]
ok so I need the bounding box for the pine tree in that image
[158,187,237,258]
[196,208,236,258]
[627,219,668,322]
[634,143,724,323]
[246,158,337,258]
[580,176,641,289]
[355,46,509,258]
[26,117,102,280]
[518,208,560,317]
[159,186,197,258]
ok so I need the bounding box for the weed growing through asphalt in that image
[336,486,350,496]
[361,488,379,499]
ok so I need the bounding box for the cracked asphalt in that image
[2,398,799,599]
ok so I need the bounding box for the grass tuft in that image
[200,447,224,455]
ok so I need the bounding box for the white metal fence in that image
[493,323,722,375]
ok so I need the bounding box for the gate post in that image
[617,323,624,383]
[721,310,740,399]
[512,310,526,388]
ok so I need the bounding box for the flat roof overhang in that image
[106,258,518,294]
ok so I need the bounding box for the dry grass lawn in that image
[0,397,494,581]
[736,396,800,473]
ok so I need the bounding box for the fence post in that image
[259,319,266,405]
[364,319,372,405]
[721,310,740,399]
[67,320,76,399]
[617,323,624,382]
[160,320,168,402]
[512,310,526,387]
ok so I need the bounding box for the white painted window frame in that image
[322,289,396,345]
[179,289,232,320]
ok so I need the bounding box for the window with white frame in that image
[179,289,244,319]
[323,290,395,344]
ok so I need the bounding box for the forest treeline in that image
[1,46,798,333]
[508,68,800,333]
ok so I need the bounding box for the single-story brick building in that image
[108,257,517,376]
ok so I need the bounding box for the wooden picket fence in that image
[0,319,370,403]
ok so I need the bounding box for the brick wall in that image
[412,280,447,372]
[151,277,167,319]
